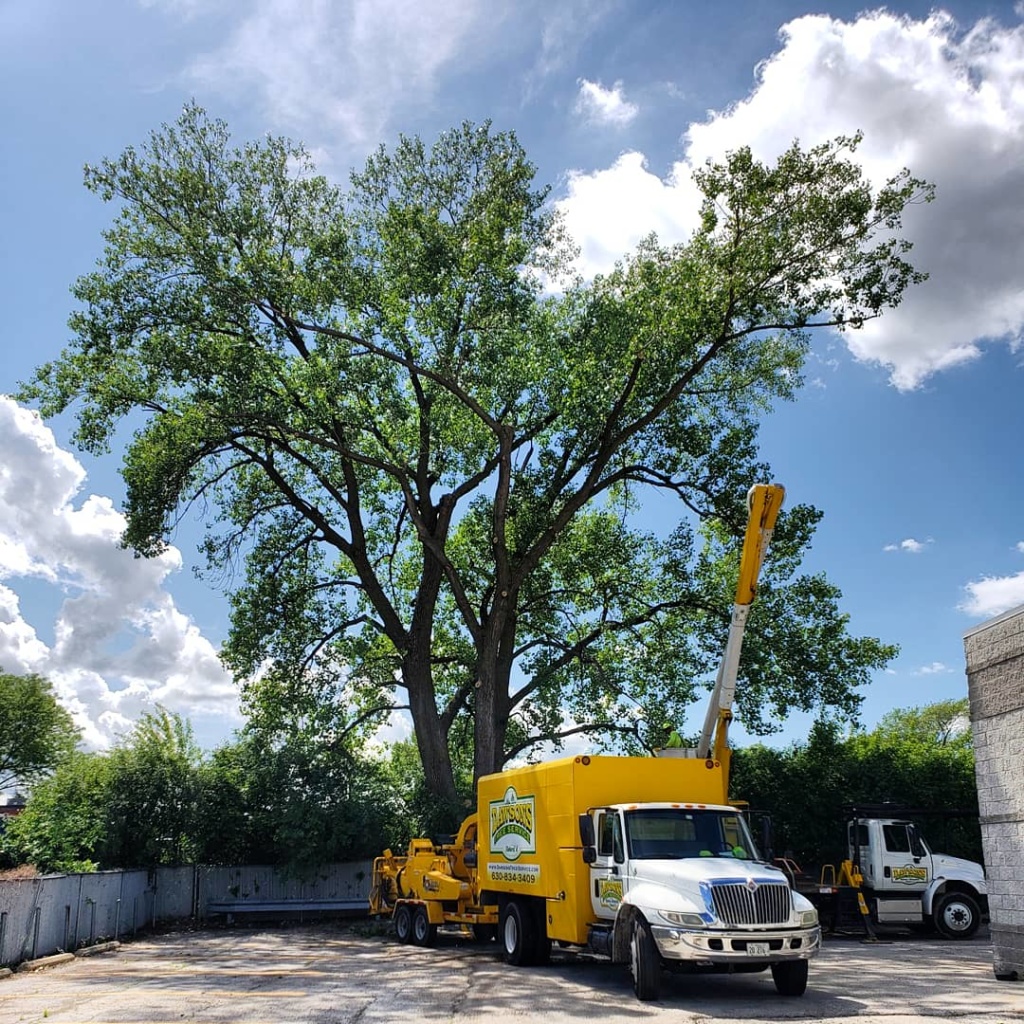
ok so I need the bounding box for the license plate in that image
[746,942,769,956]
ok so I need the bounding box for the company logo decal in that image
[597,878,622,910]
[745,878,759,893]
[489,786,536,862]
[891,865,929,883]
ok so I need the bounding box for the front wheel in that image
[771,959,808,996]
[934,892,982,939]
[394,904,413,944]
[500,900,537,966]
[412,905,437,947]
[629,917,661,1001]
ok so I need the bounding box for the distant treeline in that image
[3,700,978,875]
[732,702,980,867]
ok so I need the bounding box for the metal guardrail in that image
[206,898,369,915]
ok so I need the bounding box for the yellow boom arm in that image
[696,483,785,761]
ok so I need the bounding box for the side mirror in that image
[579,813,597,864]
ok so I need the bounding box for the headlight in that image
[659,910,706,927]
[799,908,819,927]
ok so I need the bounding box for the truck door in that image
[878,822,930,892]
[589,810,625,920]
[849,820,875,883]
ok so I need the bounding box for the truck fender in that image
[922,877,987,916]
[611,905,642,964]
[610,886,706,963]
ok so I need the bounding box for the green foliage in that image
[3,709,199,872]
[0,672,80,791]
[192,733,410,868]
[873,698,971,748]
[377,738,475,841]
[194,673,420,867]
[105,708,203,866]
[22,106,932,803]
[2,752,111,872]
[4,701,417,872]
[731,702,981,867]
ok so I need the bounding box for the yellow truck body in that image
[479,752,728,943]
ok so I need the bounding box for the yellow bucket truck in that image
[370,485,821,1000]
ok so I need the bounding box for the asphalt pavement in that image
[1,924,1022,1023]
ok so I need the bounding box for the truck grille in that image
[709,880,790,925]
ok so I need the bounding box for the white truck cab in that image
[848,817,986,937]
[584,802,820,996]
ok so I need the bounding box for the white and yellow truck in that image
[785,810,987,938]
[370,485,821,1000]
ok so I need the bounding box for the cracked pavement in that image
[1,924,1022,1023]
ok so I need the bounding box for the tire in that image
[771,959,809,996]
[629,916,661,1001]
[412,905,437,947]
[500,900,537,966]
[934,891,982,939]
[394,904,413,944]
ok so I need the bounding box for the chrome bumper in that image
[649,924,820,963]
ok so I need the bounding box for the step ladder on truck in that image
[370,484,822,1001]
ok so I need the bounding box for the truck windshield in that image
[623,809,761,861]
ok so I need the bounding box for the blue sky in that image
[1,0,1023,752]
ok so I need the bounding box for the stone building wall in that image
[964,605,1024,980]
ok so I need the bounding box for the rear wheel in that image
[772,959,808,996]
[629,916,661,1001]
[934,892,981,939]
[394,904,413,944]
[412,905,437,947]
[500,900,537,966]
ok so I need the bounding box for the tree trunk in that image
[473,604,517,784]
[402,650,459,813]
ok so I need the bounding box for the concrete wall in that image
[0,869,154,966]
[0,863,370,968]
[197,862,371,912]
[964,605,1024,981]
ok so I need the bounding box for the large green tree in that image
[23,106,929,809]
[0,671,79,791]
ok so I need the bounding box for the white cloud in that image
[369,707,414,751]
[913,661,951,675]
[575,78,638,126]
[183,0,494,150]
[559,152,703,279]
[1015,541,1024,553]
[558,10,1024,389]
[0,397,239,749]
[883,538,929,554]
[523,1,615,100]
[960,571,1024,619]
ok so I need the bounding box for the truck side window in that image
[882,824,911,853]
[612,816,625,864]
[598,813,615,857]
[908,826,927,858]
